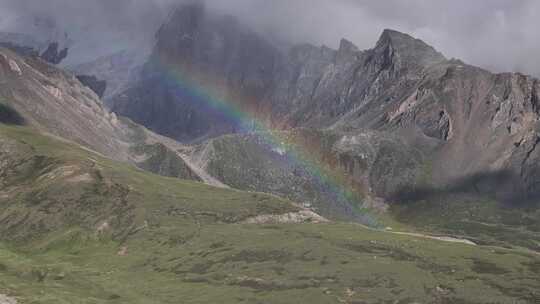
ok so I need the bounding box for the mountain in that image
[108,3,540,202]
[106,3,540,249]
[110,3,280,142]
[109,5,447,141]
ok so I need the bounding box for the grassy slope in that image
[391,194,540,252]
[0,124,540,304]
[200,130,374,222]
[197,130,540,255]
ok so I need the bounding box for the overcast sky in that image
[0,0,539,75]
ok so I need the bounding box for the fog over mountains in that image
[1,0,539,75]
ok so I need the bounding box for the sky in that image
[0,0,539,75]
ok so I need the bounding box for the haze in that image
[0,0,539,76]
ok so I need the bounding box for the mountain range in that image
[105,4,540,219]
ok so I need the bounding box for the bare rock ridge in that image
[0,34,69,65]
[374,29,445,70]
[108,3,540,211]
[110,4,450,141]
[40,42,68,65]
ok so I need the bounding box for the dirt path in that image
[381,224,540,255]
[352,223,478,246]
[387,231,477,245]
[145,131,229,188]
[176,151,229,188]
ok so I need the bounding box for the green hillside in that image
[0,124,539,304]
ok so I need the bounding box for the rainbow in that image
[154,53,380,227]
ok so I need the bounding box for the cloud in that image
[0,0,539,76]
[201,0,540,76]
[0,0,168,64]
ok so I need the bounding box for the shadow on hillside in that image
[0,103,25,125]
[390,169,540,207]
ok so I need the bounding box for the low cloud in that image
[1,0,539,76]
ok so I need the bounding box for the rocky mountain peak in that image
[338,38,359,54]
[162,2,205,37]
[336,38,360,64]
[373,29,446,70]
[40,42,69,64]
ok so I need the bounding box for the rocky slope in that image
[75,74,107,98]
[0,46,203,182]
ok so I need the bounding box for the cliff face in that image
[111,3,281,142]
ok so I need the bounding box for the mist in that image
[0,0,539,76]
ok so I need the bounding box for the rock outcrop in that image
[0,294,17,304]
[40,42,68,64]
[75,74,107,98]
